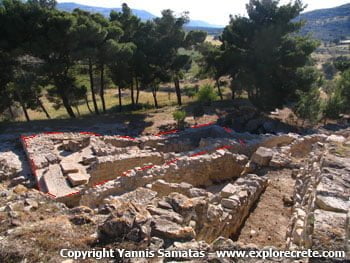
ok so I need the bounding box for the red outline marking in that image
[155,129,179,137]
[190,151,208,157]
[64,191,80,197]
[79,132,101,136]
[93,180,111,187]
[191,122,215,129]
[21,123,246,199]
[223,127,233,133]
[165,158,178,165]
[116,135,136,141]
[43,132,64,135]
[216,145,233,150]
[47,193,57,198]
[138,164,155,171]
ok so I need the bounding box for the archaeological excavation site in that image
[0,120,350,262]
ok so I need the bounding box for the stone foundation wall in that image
[87,152,165,186]
[80,149,248,207]
[287,146,349,259]
[97,173,267,245]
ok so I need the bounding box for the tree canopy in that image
[219,0,319,109]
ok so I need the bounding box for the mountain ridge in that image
[57,2,223,28]
[297,3,350,42]
[57,2,350,41]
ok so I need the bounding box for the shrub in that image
[183,86,197,99]
[322,89,344,120]
[173,110,186,130]
[196,84,218,105]
[338,69,350,111]
[322,62,337,80]
[295,88,322,125]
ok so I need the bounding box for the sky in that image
[57,0,350,26]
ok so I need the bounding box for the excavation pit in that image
[21,125,258,205]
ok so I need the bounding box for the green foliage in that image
[322,90,344,120]
[322,79,337,94]
[295,88,322,124]
[183,86,197,98]
[334,57,350,73]
[185,30,207,47]
[322,62,337,80]
[196,84,218,105]
[27,0,56,9]
[172,110,187,129]
[338,69,350,111]
[220,0,319,110]
[197,42,226,81]
[0,0,333,123]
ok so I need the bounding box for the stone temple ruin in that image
[18,124,349,258]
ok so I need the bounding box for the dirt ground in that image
[0,101,226,137]
[236,169,295,249]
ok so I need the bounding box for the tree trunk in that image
[15,89,30,122]
[135,78,140,104]
[21,104,30,122]
[37,98,51,119]
[61,94,76,118]
[89,58,99,115]
[216,79,223,100]
[231,89,235,100]
[74,105,81,117]
[99,64,106,113]
[152,86,159,108]
[174,77,182,106]
[118,86,122,112]
[131,81,135,106]
[85,96,93,114]
[8,105,14,119]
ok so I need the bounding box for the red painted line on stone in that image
[43,132,64,135]
[116,135,136,141]
[93,180,110,187]
[79,132,101,136]
[190,151,208,157]
[138,164,155,171]
[64,191,80,197]
[223,127,233,133]
[191,122,215,129]
[47,193,57,198]
[216,145,233,150]
[21,123,246,199]
[155,129,179,137]
[165,158,179,165]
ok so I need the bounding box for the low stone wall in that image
[286,153,322,249]
[97,173,267,245]
[87,152,165,186]
[80,149,248,207]
[196,174,268,243]
[287,146,349,259]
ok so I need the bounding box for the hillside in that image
[297,3,350,42]
[57,2,350,41]
[57,2,156,21]
[56,2,222,28]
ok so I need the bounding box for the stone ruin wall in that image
[287,144,350,257]
[17,124,350,258]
